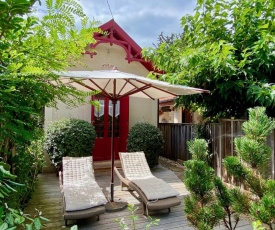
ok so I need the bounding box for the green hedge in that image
[127,123,164,168]
[44,118,96,167]
[8,133,44,209]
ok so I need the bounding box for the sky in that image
[34,0,197,48]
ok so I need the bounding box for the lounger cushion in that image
[62,157,95,184]
[120,152,153,180]
[61,157,107,212]
[63,182,107,211]
[131,177,179,200]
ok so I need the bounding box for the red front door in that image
[91,96,129,161]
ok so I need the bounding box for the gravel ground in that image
[158,156,185,181]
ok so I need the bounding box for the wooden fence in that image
[159,119,275,180]
[158,123,194,162]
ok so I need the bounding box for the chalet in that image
[45,19,159,161]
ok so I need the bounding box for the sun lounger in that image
[114,152,181,215]
[59,156,107,225]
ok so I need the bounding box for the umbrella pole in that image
[105,98,127,212]
[110,99,116,202]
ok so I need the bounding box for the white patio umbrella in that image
[56,70,209,204]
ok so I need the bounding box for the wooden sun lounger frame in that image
[59,157,106,225]
[114,167,181,215]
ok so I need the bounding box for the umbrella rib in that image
[117,85,152,99]
[89,79,113,98]
[135,79,178,97]
[113,79,116,99]
[124,80,154,99]
[103,79,111,91]
[117,81,128,96]
[68,79,97,91]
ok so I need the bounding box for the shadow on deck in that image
[24,164,252,230]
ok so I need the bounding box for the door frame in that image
[91,95,129,161]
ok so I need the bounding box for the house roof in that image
[86,19,159,72]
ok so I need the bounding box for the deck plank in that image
[24,164,252,229]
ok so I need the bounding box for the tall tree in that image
[143,0,275,119]
[0,0,99,159]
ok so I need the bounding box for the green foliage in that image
[214,178,232,210]
[214,178,241,229]
[235,137,270,169]
[184,196,224,230]
[223,107,275,229]
[185,139,240,230]
[229,189,250,214]
[250,180,275,228]
[192,121,211,140]
[0,161,48,229]
[115,204,159,230]
[0,0,100,73]
[187,138,209,161]
[44,118,96,167]
[0,0,99,228]
[265,180,275,196]
[224,155,266,198]
[0,161,22,204]
[223,156,248,179]
[9,134,45,208]
[242,107,275,140]
[184,160,214,201]
[252,221,266,230]
[1,206,49,230]
[248,83,275,108]
[127,123,164,168]
[0,0,99,159]
[184,139,221,229]
[250,194,275,227]
[143,0,275,118]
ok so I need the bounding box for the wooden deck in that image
[24,164,252,230]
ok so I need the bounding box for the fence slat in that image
[159,120,274,180]
[159,123,193,161]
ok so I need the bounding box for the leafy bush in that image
[10,136,45,209]
[44,118,96,168]
[0,161,49,229]
[127,123,164,168]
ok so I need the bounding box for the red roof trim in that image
[100,20,141,53]
[86,19,158,72]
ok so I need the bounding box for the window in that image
[93,97,120,138]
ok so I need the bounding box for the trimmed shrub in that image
[127,123,164,168]
[44,118,96,168]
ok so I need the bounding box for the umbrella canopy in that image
[58,70,208,99]
[56,70,209,202]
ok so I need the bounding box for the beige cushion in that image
[63,183,107,211]
[119,152,179,200]
[119,152,153,180]
[62,157,95,184]
[61,157,107,211]
[131,177,179,200]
